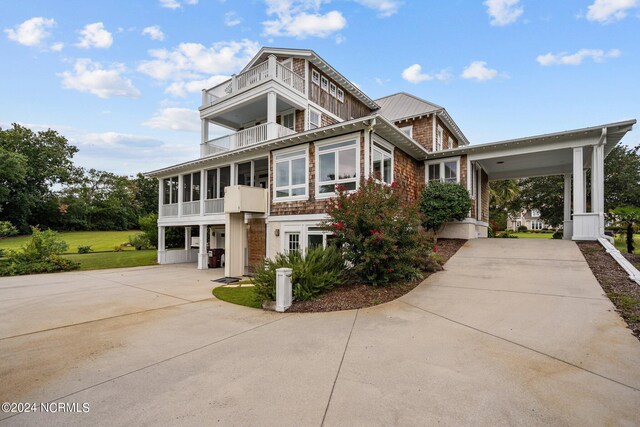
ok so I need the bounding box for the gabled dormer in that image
[198,48,378,157]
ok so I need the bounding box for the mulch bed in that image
[287,239,467,313]
[577,242,640,340]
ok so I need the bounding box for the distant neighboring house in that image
[143,46,635,278]
[508,209,551,231]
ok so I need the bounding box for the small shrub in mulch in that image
[577,242,640,340]
[287,239,466,313]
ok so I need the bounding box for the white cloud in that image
[401,64,450,83]
[263,0,347,38]
[165,75,231,97]
[138,39,259,81]
[4,17,55,47]
[142,25,165,41]
[76,22,113,49]
[586,0,638,23]
[335,34,346,44]
[224,11,242,26]
[50,42,64,52]
[536,48,621,66]
[143,108,200,132]
[353,0,402,17]
[461,61,499,81]
[159,0,198,8]
[59,59,140,99]
[484,0,523,26]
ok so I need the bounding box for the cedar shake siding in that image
[308,65,373,121]
[459,154,468,193]
[393,148,424,202]
[247,218,266,271]
[481,169,489,222]
[295,110,305,132]
[321,114,339,127]
[395,116,459,152]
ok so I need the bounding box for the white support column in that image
[177,174,184,217]
[198,224,208,270]
[199,169,206,216]
[573,147,584,214]
[157,178,163,218]
[184,227,191,250]
[225,213,245,277]
[363,130,371,178]
[267,55,277,80]
[583,169,588,213]
[157,226,166,264]
[563,173,573,240]
[595,144,605,236]
[201,119,208,144]
[267,91,277,140]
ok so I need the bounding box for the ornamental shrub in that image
[0,227,79,276]
[77,245,92,254]
[517,225,528,233]
[324,178,435,286]
[253,245,345,302]
[0,221,18,238]
[129,234,151,250]
[419,181,473,233]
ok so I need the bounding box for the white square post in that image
[275,268,292,312]
[198,224,208,270]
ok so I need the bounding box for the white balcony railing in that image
[205,198,224,214]
[202,56,306,106]
[201,122,296,156]
[182,201,200,216]
[160,204,178,217]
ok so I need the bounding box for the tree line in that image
[0,124,158,234]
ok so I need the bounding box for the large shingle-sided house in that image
[145,47,635,278]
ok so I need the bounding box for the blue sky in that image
[1,0,638,175]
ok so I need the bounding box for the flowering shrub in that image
[325,178,436,286]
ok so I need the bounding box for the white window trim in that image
[308,107,321,130]
[329,82,337,97]
[311,69,320,85]
[371,136,394,184]
[425,156,461,184]
[399,125,413,138]
[315,133,361,200]
[278,108,295,131]
[280,222,333,256]
[163,176,179,205]
[436,125,444,151]
[336,88,344,102]
[272,144,310,203]
[321,76,329,92]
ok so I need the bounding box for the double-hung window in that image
[308,108,321,130]
[274,146,308,201]
[426,158,459,184]
[317,137,358,196]
[372,141,393,184]
[311,69,320,85]
[286,232,300,254]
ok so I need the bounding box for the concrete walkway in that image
[1,240,639,426]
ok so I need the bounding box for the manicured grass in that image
[0,230,142,253]
[212,286,261,309]
[62,250,157,271]
[613,234,640,255]
[509,232,554,239]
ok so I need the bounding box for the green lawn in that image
[212,286,261,309]
[62,250,157,271]
[0,230,142,253]
[509,232,554,239]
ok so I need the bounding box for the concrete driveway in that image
[1,240,639,426]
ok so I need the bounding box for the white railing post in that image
[231,74,237,93]
[201,89,207,106]
[276,268,292,312]
[157,178,163,218]
[268,55,277,79]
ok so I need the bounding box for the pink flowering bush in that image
[324,178,436,286]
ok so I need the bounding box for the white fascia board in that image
[466,135,600,161]
[158,215,226,226]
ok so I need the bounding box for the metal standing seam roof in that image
[374,92,443,122]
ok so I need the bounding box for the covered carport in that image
[429,120,636,241]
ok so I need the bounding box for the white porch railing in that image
[203,56,306,106]
[201,122,296,156]
[160,204,178,217]
[161,248,198,264]
[205,198,224,214]
[182,200,200,216]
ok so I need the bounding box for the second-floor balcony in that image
[202,55,306,107]
[201,122,296,156]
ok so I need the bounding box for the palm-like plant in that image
[611,206,640,254]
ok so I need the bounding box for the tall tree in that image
[0,124,80,232]
[489,179,521,231]
[517,176,565,227]
[604,145,640,211]
[0,146,27,210]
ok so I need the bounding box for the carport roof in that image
[426,119,636,180]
